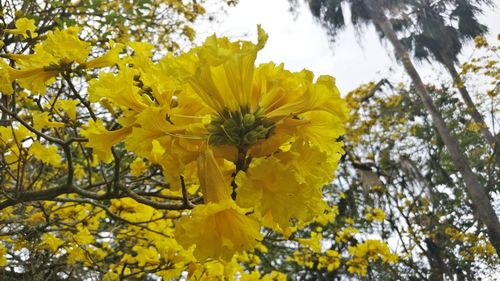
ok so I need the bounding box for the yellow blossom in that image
[236,156,326,229]
[29,142,61,167]
[66,246,88,265]
[28,212,46,223]
[474,35,488,48]
[298,231,323,253]
[56,99,79,120]
[347,240,399,276]
[80,119,132,163]
[72,226,95,245]
[74,164,86,180]
[335,227,360,243]
[84,40,124,69]
[365,207,386,222]
[175,149,262,261]
[9,27,91,93]
[6,18,38,39]
[32,112,65,130]
[134,246,160,267]
[0,244,7,266]
[110,197,156,222]
[318,250,341,271]
[40,233,65,252]
[130,158,147,176]
[0,60,14,94]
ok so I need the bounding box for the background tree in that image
[394,0,500,164]
[254,47,500,278]
[298,0,500,254]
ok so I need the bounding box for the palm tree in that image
[398,0,500,165]
[303,0,500,255]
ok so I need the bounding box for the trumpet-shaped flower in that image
[185,27,348,156]
[80,119,132,163]
[175,149,262,261]
[32,112,64,130]
[6,18,38,39]
[29,142,62,167]
[0,60,14,94]
[236,156,326,229]
[8,27,90,93]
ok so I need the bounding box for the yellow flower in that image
[0,60,14,94]
[88,67,147,111]
[347,240,399,276]
[236,156,326,229]
[474,35,488,48]
[150,139,166,164]
[28,212,46,223]
[0,126,33,146]
[175,149,262,261]
[9,27,90,93]
[40,233,64,252]
[110,197,155,222]
[133,246,160,267]
[6,18,37,39]
[29,142,62,167]
[318,250,341,271]
[335,227,360,243]
[56,99,79,120]
[0,244,7,266]
[72,226,95,245]
[80,119,132,163]
[66,246,87,265]
[298,231,323,253]
[74,164,86,180]
[83,40,124,69]
[365,207,386,222]
[32,112,65,130]
[130,158,147,176]
[189,30,348,154]
[275,140,341,187]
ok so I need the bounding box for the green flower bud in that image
[243,131,258,145]
[243,113,256,127]
[206,124,220,133]
[223,119,238,130]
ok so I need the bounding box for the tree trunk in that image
[440,55,500,167]
[362,0,500,256]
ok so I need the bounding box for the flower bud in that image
[243,113,255,127]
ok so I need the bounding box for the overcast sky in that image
[196,0,500,94]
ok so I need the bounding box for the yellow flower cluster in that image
[364,207,386,222]
[347,240,399,276]
[1,24,348,266]
[78,26,348,261]
[2,26,122,94]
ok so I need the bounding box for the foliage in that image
[1,0,234,52]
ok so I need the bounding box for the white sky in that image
[196,0,500,94]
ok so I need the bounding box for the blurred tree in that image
[297,0,500,255]
[254,52,500,278]
[394,0,500,164]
